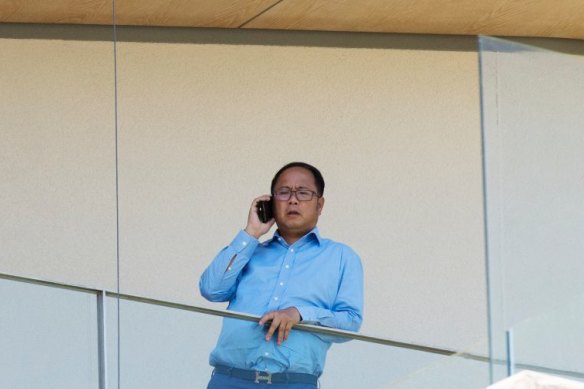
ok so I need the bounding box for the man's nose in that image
[288,192,300,203]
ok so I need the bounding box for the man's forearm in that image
[199,230,258,301]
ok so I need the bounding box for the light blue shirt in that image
[199,227,363,376]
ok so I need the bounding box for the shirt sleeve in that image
[295,246,364,332]
[199,230,259,302]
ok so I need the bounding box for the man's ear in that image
[317,197,325,215]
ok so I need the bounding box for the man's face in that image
[273,167,324,238]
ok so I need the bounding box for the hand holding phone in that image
[256,199,274,223]
[245,196,275,239]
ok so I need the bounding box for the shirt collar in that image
[273,227,322,247]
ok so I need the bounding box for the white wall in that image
[0,35,118,290]
[1,26,485,351]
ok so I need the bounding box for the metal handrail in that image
[0,271,453,354]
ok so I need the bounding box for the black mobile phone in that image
[257,199,273,223]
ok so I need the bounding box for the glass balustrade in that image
[509,293,584,382]
[0,276,101,389]
[4,270,583,388]
[479,36,584,383]
[114,296,449,388]
[0,274,482,388]
[379,293,584,389]
[386,339,492,389]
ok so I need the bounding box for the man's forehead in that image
[274,167,317,188]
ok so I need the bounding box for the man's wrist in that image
[244,226,261,239]
[294,307,302,321]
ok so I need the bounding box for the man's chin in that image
[277,221,304,232]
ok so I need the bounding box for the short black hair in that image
[271,162,325,196]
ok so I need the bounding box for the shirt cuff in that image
[296,306,319,325]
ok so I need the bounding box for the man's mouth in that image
[287,210,300,216]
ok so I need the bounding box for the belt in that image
[213,364,318,385]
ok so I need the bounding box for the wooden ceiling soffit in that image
[0,0,280,28]
[115,0,279,28]
[244,0,584,40]
[1,0,583,40]
[0,0,113,24]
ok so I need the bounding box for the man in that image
[200,162,363,388]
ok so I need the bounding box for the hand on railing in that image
[259,306,301,345]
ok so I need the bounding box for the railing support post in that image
[97,290,108,389]
[506,328,514,377]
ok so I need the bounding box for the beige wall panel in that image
[115,38,485,348]
[0,38,118,290]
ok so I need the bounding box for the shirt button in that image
[285,265,289,269]
[290,248,294,252]
[227,267,232,271]
[264,352,269,356]
[274,297,278,301]
[242,241,247,246]
[279,282,284,286]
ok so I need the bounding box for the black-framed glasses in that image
[273,188,319,201]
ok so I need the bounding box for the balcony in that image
[1,15,583,389]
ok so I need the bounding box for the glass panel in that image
[1,273,492,388]
[321,339,447,387]
[387,340,493,389]
[512,294,584,382]
[0,277,99,389]
[109,297,476,388]
[106,298,219,388]
[479,36,584,382]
